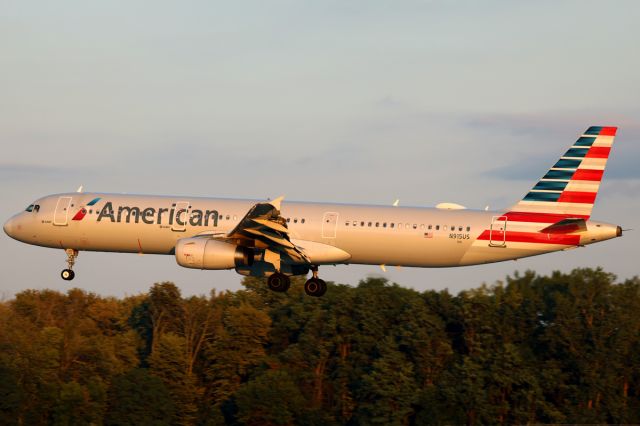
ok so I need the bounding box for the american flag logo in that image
[424,232,433,238]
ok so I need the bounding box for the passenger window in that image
[383,223,387,228]
[405,224,410,229]
[420,224,425,229]
[302,219,305,224]
[294,219,298,223]
[459,226,463,231]
[413,224,417,229]
[451,225,455,230]
[345,221,349,226]
[287,218,290,222]
[352,221,356,226]
[375,222,379,227]
[361,221,365,227]
[368,222,372,227]
[466,226,470,232]
[428,225,432,230]
[226,215,230,220]
[390,223,395,228]
[437,225,441,230]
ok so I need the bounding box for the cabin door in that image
[53,197,72,226]
[489,215,507,247]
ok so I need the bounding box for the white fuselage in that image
[3,192,620,269]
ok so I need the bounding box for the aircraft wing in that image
[220,196,310,263]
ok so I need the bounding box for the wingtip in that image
[270,195,285,210]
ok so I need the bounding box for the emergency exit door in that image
[489,215,507,247]
[322,212,339,238]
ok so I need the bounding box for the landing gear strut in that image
[304,266,327,297]
[267,272,290,292]
[61,249,78,281]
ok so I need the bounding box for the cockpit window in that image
[34,205,40,212]
[25,204,34,212]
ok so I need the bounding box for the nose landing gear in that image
[61,249,78,281]
[304,266,327,297]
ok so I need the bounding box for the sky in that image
[1,0,639,299]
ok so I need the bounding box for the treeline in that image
[1,268,640,425]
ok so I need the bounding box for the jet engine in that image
[175,238,253,270]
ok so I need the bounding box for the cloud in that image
[470,111,640,180]
[0,163,88,180]
[485,153,640,181]
[485,155,553,181]
[464,111,640,138]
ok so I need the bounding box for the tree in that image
[106,369,174,426]
[204,302,272,405]
[149,333,199,425]
[235,370,306,426]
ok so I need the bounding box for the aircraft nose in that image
[3,218,13,237]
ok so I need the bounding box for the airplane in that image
[3,126,622,297]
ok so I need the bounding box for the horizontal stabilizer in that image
[540,218,587,234]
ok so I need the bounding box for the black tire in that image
[61,269,75,281]
[267,273,290,292]
[304,278,327,297]
[316,279,327,297]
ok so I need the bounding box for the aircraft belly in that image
[334,231,472,267]
[459,241,566,266]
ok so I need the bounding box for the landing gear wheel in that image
[304,278,327,297]
[61,249,78,281]
[61,269,75,281]
[267,272,290,293]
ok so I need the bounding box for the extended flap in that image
[290,239,351,264]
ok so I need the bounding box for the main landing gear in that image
[267,272,290,292]
[266,266,327,297]
[61,249,78,281]
[304,266,327,297]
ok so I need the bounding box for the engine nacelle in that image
[175,238,253,270]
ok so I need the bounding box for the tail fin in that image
[507,126,617,222]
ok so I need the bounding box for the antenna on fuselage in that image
[392,199,399,207]
[76,185,84,193]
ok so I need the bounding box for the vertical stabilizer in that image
[507,126,617,222]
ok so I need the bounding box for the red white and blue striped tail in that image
[506,126,617,223]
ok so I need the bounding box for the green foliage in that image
[105,369,174,426]
[235,370,306,426]
[1,268,640,425]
